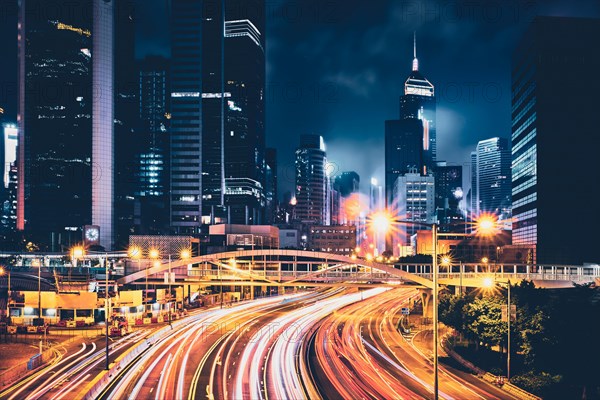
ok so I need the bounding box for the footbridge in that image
[117,249,600,289]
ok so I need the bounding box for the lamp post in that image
[370,210,499,400]
[373,212,440,399]
[484,277,512,380]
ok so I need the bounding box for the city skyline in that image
[2,0,600,198]
[1,4,600,399]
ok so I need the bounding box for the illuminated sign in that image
[56,22,91,37]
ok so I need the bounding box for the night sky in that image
[2,0,599,198]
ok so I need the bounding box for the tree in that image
[464,296,506,349]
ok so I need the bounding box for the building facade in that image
[18,0,94,249]
[393,173,435,248]
[170,0,266,232]
[295,135,328,225]
[434,162,464,232]
[308,225,357,256]
[473,137,511,219]
[134,56,171,235]
[512,17,600,264]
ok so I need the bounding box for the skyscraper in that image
[333,171,360,198]
[385,34,435,207]
[512,17,600,264]
[393,172,435,247]
[18,0,94,248]
[400,35,436,172]
[2,123,17,190]
[473,137,511,219]
[135,56,170,234]
[295,134,327,225]
[434,162,463,232]
[170,0,266,232]
[385,118,423,206]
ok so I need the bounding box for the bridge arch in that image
[117,249,434,288]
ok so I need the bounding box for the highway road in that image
[2,287,521,400]
[310,287,518,400]
[0,329,151,400]
[101,289,333,400]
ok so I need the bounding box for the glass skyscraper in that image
[512,16,600,264]
[170,0,266,232]
[295,135,328,225]
[18,0,94,248]
[473,137,511,219]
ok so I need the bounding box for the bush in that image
[511,370,561,397]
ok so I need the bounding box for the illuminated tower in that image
[385,33,435,207]
[399,33,436,171]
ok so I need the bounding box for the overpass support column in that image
[418,288,433,320]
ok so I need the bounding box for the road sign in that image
[401,307,410,315]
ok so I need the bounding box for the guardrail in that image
[80,314,191,399]
[0,344,58,390]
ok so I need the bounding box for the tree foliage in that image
[439,281,600,397]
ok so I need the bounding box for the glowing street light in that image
[482,276,494,288]
[71,246,85,260]
[180,249,191,260]
[371,212,392,234]
[128,246,141,259]
[149,248,160,259]
[475,213,498,236]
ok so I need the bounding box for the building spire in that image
[412,31,419,71]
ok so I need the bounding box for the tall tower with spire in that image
[385,33,437,210]
[400,33,436,173]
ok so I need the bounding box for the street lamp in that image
[384,215,440,400]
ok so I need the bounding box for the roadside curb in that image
[441,332,541,400]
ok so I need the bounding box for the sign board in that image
[401,307,410,315]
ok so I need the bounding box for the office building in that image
[3,124,17,190]
[308,225,357,256]
[473,137,511,219]
[134,56,170,234]
[469,151,477,218]
[170,0,266,231]
[17,1,94,248]
[385,35,435,206]
[295,135,328,225]
[393,173,435,248]
[114,3,138,249]
[334,171,360,198]
[512,17,600,264]
[434,162,464,232]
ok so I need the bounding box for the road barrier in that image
[81,315,191,399]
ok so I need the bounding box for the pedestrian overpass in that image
[117,249,600,289]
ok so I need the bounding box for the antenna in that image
[412,32,419,71]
